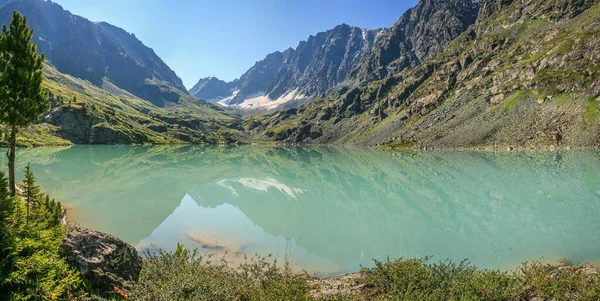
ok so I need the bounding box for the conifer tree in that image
[0,171,13,236]
[21,163,42,223]
[0,11,48,196]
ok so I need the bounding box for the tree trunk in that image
[8,126,16,197]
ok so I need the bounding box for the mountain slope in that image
[246,0,600,149]
[3,63,242,147]
[0,0,187,107]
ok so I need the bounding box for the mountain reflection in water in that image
[4,145,600,276]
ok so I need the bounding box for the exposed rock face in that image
[477,0,513,21]
[478,0,596,22]
[231,49,293,105]
[348,0,482,82]
[59,227,142,292]
[0,0,187,106]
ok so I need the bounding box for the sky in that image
[52,0,418,89]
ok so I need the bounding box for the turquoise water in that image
[3,146,600,276]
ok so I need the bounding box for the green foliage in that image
[358,257,600,300]
[582,98,599,130]
[0,11,49,196]
[19,163,42,222]
[128,244,311,301]
[0,169,85,300]
[504,89,534,112]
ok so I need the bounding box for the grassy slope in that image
[4,63,243,146]
[246,0,600,149]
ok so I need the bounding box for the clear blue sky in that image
[52,0,418,89]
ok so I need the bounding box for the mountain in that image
[0,0,245,146]
[189,77,237,102]
[191,25,383,110]
[0,0,187,107]
[245,0,600,149]
[348,0,482,82]
[261,25,380,106]
[192,0,481,111]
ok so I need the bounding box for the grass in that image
[11,124,73,147]
[376,140,416,149]
[524,52,545,63]
[504,89,534,112]
[582,98,599,130]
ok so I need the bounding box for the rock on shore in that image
[59,227,142,292]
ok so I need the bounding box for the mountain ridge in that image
[191,0,481,111]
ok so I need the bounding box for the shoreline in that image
[7,141,600,151]
[52,194,600,298]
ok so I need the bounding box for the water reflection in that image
[4,146,600,276]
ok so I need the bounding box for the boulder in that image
[59,227,142,291]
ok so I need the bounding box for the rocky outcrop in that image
[42,106,151,144]
[477,0,513,21]
[478,0,597,23]
[59,227,142,292]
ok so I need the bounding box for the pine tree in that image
[21,163,42,223]
[44,194,50,210]
[0,171,14,237]
[0,11,48,197]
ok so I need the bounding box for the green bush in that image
[128,244,311,301]
[359,257,600,301]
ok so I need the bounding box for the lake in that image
[2,146,600,276]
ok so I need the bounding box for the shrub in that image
[359,257,600,301]
[128,244,311,301]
